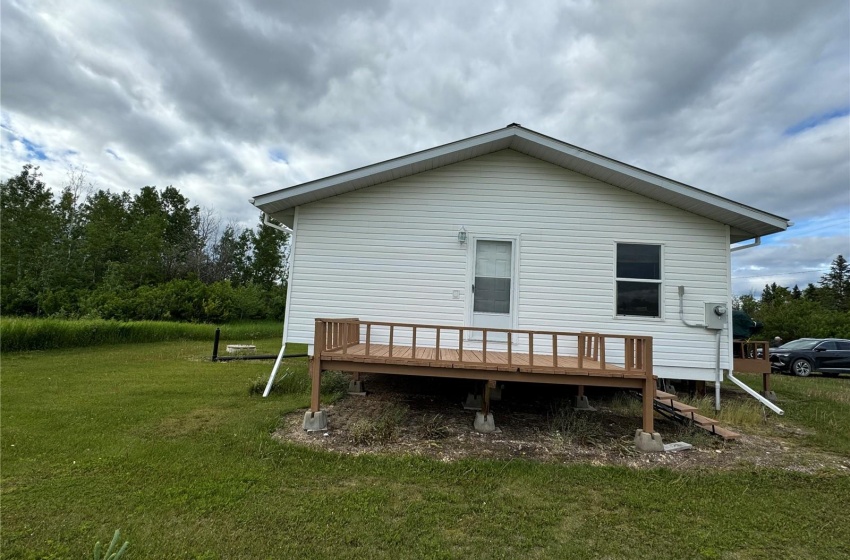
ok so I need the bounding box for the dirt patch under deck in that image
[273,374,850,472]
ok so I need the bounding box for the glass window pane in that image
[476,240,512,278]
[617,244,660,279]
[816,341,837,351]
[617,281,660,317]
[474,276,511,313]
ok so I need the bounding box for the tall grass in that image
[0,317,282,352]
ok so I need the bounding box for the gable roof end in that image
[252,125,790,243]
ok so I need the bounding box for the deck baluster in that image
[482,330,487,363]
[458,329,464,362]
[507,332,512,366]
[389,325,394,358]
[636,338,644,370]
[412,326,417,360]
[365,324,371,356]
[552,334,558,368]
[528,333,534,366]
[599,337,606,372]
[435,328,441,361]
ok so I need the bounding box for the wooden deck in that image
[309,318,658,433]
[323,343,638,377]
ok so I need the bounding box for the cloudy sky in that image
[2,0,848,295]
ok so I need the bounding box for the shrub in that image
[419,414,451,440]
[350,404,408,445]
[548,401,603,445]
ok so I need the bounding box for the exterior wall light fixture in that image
[457,226,467,245]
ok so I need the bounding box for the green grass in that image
[731,372,850,455]
[2,342,849,559]
[0,317,283,352]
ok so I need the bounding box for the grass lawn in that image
[2,340,849,559]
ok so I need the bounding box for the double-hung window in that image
[616,243,662,318]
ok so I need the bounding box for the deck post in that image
[310,320,325,413]
[633,337,663,451]
[577,334,584,369]
[303,319,328,432]
[474,380,496,433]
[482,381,492,417]
[642,338,655,433]
[575,384,595,410]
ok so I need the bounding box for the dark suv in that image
[770,338,850,377]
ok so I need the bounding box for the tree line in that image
[735,254,850,341]
[1,164,288,322]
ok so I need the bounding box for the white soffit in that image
[252,125,790,242]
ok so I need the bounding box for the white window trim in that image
[612,241,665,321]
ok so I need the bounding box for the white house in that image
[251,125,789,386]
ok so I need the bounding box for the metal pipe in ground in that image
[212,328,221,362]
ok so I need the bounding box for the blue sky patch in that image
[268,148,288,163]
[20,137,48,161]
[784,106,850,135]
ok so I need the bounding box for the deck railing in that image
[314,318,653,377]
[732,340,771,374]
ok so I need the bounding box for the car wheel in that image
[792,358,813,377]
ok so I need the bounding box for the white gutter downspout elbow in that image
[262,212,293,234]
[730,236,761,253]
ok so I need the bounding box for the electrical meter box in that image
[704,302,728,330]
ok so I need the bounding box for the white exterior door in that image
[471,239,514,340]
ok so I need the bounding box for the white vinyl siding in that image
[287,149,730,381]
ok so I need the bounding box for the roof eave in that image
[252,126,791,240]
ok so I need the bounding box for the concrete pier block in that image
[574,395,596,411]
[348,380,366,395]
[302,411,328,432]
[463,393,483,411]
[634,429,664,452]
[474,412,496,433]
[761,390,777,402]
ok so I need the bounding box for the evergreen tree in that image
[819,254,850,311]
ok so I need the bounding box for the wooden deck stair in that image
[654,390,740,440]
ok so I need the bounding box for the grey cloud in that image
[0,0,847,273]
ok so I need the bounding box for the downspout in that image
[259,211,294,397]
[725,234,784,415]
[728,371,784,415]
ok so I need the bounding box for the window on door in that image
[474,240,512,314]
[616,243,661,317]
